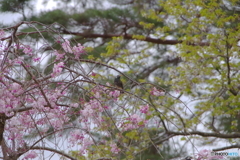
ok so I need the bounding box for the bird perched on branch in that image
[114,75,124,93]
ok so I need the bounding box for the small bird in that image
[114,75,124,92]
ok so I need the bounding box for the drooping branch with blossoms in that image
[0,22,167,160]
[0,22,236,160]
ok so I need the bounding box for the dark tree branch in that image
[31,146,77,160]
[0,114,6,146]
[210,116,220,133]
[213,144,240,151]
[168,131,240,138]
[0,22,209,47]
[61,29,209,46]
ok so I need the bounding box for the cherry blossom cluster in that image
[64,84,152,156]
[23,151,37,159]
[0,30,78,159]
[121,114,147,131]
[110,143,121,154]
[51,62,65,77]
[150,87,165,96]
[0,83,23,116]
[0,28,169,159]
[61,40,85,59]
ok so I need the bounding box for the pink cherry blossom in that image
[95,91,101,98]
[79,137,94,154]
[51,62,64,77]
[110,143,121,154]
[71,103,79,108]
[69,130,84,146]
[81,99,103,117]
[0,29,5,39]
[103,106,109,109]
[54,50,66,61]
[23,151,38,159]
[61,40,84,59]
[150,87,165,96]
[22,45,33,55]
[122,114,147,131]
[91,72,96,76]
[109,90,121,98]
[33,57,41,62]
[72,43,85,59]
[11,83,23,94]
[129,114,143,123]
[62,40,73,53]
[140,105,149,114]
[55,36,62,43]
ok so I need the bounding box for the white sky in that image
[0,12,22,24]
[0,0,56,25]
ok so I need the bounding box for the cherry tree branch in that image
[213,144,240,151]
[31,146,77,160]
[0,22,209,47]
[62,29,209,46]
[168,131,240,138]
